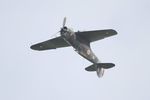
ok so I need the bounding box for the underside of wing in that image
[30,36,70,51]
[76,29,117,43]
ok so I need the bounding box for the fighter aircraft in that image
[30,17,117,78]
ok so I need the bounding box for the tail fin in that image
[85,63,115,78]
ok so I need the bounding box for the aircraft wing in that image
[76,29,117,43]
[30,36,70,51]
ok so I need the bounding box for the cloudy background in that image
[0,0,150,100]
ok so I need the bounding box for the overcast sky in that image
[0,0,150,100]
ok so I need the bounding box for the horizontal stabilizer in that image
[85,63,115,71]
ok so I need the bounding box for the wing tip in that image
[30,44,45,51]
[30,44,56,51]
[111,29,118,35]
[30,45,40,51]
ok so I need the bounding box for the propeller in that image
[63,17,67,27]
[50,17,67,38]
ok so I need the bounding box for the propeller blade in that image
[63,17,66,27]
[49,31,60,38]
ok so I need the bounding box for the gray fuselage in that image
[61,27,100,64]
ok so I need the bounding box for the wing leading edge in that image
[30,36,70,51]
[76,29,117,43]
[31,29,117,51]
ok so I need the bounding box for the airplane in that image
[30,17,117,78]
